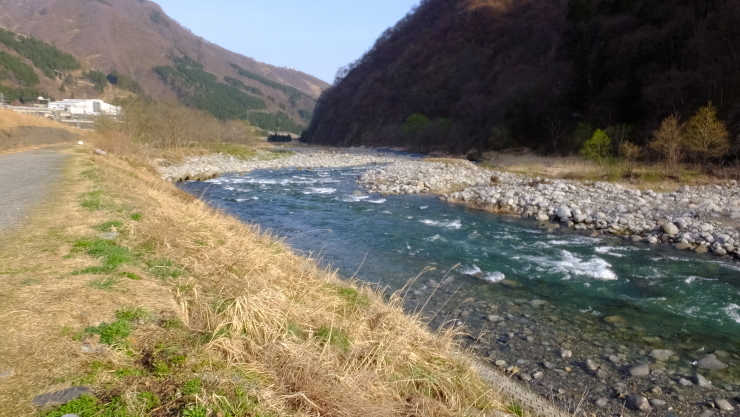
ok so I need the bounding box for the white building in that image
[48,99,122,116]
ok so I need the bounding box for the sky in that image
[152,0,421,83]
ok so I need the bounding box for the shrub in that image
[401,113,430,136]
[580,129,611,164]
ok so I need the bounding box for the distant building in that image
[47,99,122,116]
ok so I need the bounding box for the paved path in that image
[0,148,68,235]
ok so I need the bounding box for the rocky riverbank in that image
[157,148,418,182]
[405,277,740,417]
[359,160,740,260]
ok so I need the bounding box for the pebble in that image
[678,377,694,386]
[584,359,598,371]
[627,395,651,410]
[595,398,609,407]
[699,411,716,417]
[650,349,675,361]
[649,399,666,407]
[694,374,712,387]
[714,398,734,411]
[628,363,651,377]
[560,349,572,358]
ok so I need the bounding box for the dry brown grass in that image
[0,109,82,133]
[0,148,509,416]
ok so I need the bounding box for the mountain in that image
[304,0,740,153]
[0,0,330,133]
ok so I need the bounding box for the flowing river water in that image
[180,164,740,411]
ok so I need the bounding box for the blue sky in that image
[153,0,420,83]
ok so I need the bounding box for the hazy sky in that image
[152,0,420,83]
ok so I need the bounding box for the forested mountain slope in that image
[304,0,740,153]
[0,0,329,133]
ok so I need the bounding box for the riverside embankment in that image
[168,148,740,417]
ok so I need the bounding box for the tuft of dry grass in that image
[0,148,512,417]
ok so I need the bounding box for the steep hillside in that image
[0,0,329,133]
[304,0,740,153]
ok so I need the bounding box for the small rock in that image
[32,386,90,407]
[627,395,651,411]
[560,350,572,358]
[649,399,666,407]
[662,223,679,235]
[694,373,712,387]
[532,371,544,380]
[352,190,364,196]
[650,349,675,362]
[715,399,734,411]
[604,315,627,326]
[629,363,651,377]
[93,149,107,156]
[595,398,609,407]
[674,242,692,250]
[530,299,548,308]
[495,360,507,367]
[584,359,598,371]
[678,377,693,386]
[699,411,716,417]
[697,355,728,370]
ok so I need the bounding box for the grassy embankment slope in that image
[0,109,88,152]
[0,129,510,416]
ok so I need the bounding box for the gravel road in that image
[0,148,68,235]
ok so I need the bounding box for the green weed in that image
[333,285,370,308]
[120,271,143,281]
[180,378,203,395]
[72,239,136,272]
[87,276,119,290]
[206,143,257,160]
[181,404,208,417]
[315,325,351,352]
[130,212,143,221]
[146,258,183,280]
[82,308,147,346]
[506,403,525,417]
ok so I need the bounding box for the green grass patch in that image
[181,404,208,417]
[146,257,183,280]
[80,190,103,210]
[332,285,371,308]
[72,239,137,272]
[180,377,203,395]
[206,143,258,160]
[81,308,148,347]
[130,212,143,221]
[93,220,124,232]
[315,325,351,352]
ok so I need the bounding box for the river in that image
[180,164,740,409]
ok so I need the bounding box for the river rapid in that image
[180,164,740,415]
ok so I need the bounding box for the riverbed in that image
[179,163,740,416]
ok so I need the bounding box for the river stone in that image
[594,398,609,407]
[662,223,680,235]
[650,349,674,361]
[678,378,693,386]
[560,350,572,358]
[693,373,711,387]
[352,190,363,196]
[649,399,667,407]
[32,386,90,407]
[584,359,598,371]
[627,395,651,410]
[697,355,727,370]
[674,242,692,250]
[715,399,734,411]
[699,411,716,417]
[530,299,548,308]
[629,363,651,377]
[604,315,627,326]
[557,207,572,218]
[499,280,520,288]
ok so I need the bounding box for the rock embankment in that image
[158,148,416,182]
[360,160,740,259]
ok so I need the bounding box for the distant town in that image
[0,95,121,130]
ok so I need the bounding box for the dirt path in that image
[0,147,68,235]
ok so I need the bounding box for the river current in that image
[180,165,740,372]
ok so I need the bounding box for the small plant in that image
[315,325,351,352]
[40,395,98,417]
[506,403,525,417]
[182,404,208,417]
[137,391,160,410]
[85,319,132,346]
[286,322,305,339]
[130,212,143,221]
[87,276,120,290]
[72,239,136,274]
[333,285,370,308]
[120,271,143,280]
[180,378,203,396]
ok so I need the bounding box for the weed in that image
[81,168,100,182]
[115,307,148,322]
[130,212,143,221]
[113,367,144,378]
[315,325,351,352]
[80,190,103,210]
[507,403,525,417]
[180,378,203,395]
[93,220,124,232]
[137,392,160,410]
[85,320,132,346]
[181,404,208,417]
[120,271,143,280]
[40,395,98,417]
[332,285,370,308]
[286,322,305,339]
[162,317,185,330]
[206,143,257,160]
[146,257,183,280]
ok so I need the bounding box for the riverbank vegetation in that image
[0,125,510,416]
